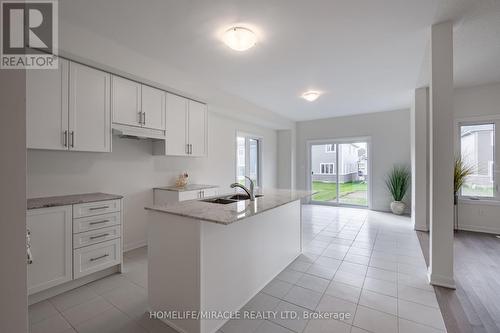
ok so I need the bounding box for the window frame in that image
[325,144,336,153]
[457,119,498,200]
[235,131,263,189]
[319,162,335,174]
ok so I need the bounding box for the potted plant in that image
[386,165,410,215]
[454,156,474,230]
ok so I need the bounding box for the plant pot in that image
[390,201,406,215]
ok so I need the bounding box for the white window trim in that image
[235,131,263,189]
[456,119,497,200]
[319,162,335,174]
[325,144,336,153]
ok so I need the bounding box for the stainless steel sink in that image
[227,194,264,200]
[201,198,238,205]
[201,194,264,204]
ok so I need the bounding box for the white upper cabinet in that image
[164,93,188,156]
[69,62,111,152]
[188,100,207,157]
[141,85,165,130]
[111,76,141,127]
[153,93,207,157]
[27,206,72,295]
[111,76,166,131]
[26,58,69,150]
[27,59,111,153]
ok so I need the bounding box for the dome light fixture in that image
[302,90,321,102]
[222,26,257,51]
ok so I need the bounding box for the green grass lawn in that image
[312,181,368,206]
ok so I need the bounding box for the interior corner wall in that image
[277,129,296,189]
[454,82,500,234]
[295,109,411,212]
[411,87,429,231]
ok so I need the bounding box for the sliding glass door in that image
[310,141,368,207]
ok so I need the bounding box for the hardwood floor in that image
[417,230,500,333]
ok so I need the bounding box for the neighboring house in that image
[461,125,494,188]
[312,143,367,183]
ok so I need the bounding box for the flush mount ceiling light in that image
[222,26,257,51]
[301,91,321,102]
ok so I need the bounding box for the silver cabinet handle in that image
[89,219,109,225]
[138,111,143,125]
[89,254,109,262]
[26,228,33,264]
[142,112,146,125]
[186,144,190,155]
[90,233,110,240]
[63,130,68,147]
[89,206,109,211]
[70,131,75,148]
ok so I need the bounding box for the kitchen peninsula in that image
[145,189,313,333]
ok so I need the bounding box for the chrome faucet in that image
[230,176,255,201]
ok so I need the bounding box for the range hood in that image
[112,123,166,140]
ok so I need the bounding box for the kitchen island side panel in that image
[147,211,202,333]
[200,200,301,333]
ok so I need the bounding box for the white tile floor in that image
[220,205,446,333]
[29,247,176,333]
[29,205,446,333]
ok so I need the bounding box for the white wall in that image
[296,109,411,212]
[28,110,278,251]
[454,82,500,233]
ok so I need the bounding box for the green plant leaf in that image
[386,165,410,202]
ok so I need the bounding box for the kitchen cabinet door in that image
[165,93,188,156]
[187,100,207,157]
[69,62,111,152]
[142,85,165,130]
[26,58,69,150]
[111,75,141,127]
[27,206,72,295]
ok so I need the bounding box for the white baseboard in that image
[29,266,120,305]
[124,239,147,252]
[458,224,500,235]
[428,271,456,289]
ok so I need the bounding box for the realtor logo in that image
[1,0,58,69]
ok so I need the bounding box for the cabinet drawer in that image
[73,211,121,233]
[178,190,199,201]
[73,199,120,218]
[73,225,121,249]
[73,239,121,279]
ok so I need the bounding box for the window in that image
[325,144,336,153]
[236,134,262,187]
[459,123,495,198]
[320,163,335,174]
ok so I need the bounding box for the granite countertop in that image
[154,184,218,192]
[145,189,315,225]
[28,192,123,210]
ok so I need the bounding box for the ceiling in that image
[60,0,500,121]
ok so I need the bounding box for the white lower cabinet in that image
[27,206,73,295]
[73,238,121,279]
[27,199,123,296]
